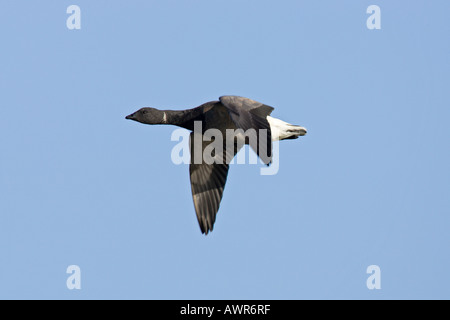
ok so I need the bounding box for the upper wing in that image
[219,96,274,118]
[219,96,274,165]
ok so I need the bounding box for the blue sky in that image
[0,1,449,299]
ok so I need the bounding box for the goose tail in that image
[267,116,307,141]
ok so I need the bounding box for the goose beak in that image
[125,113,135,120]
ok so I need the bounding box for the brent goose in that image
[126,96,307,234]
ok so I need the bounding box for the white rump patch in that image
[267,116,307,141]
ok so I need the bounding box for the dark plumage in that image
[126,96,307,234]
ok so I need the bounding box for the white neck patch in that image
[162,112,167,124]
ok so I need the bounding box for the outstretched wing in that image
[189,132,241,234]
[219,96,274,165]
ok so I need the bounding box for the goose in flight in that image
[126,96,307,234]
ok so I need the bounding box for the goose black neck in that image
[162,107,204,131]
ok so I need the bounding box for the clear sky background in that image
[0,1,449,300]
